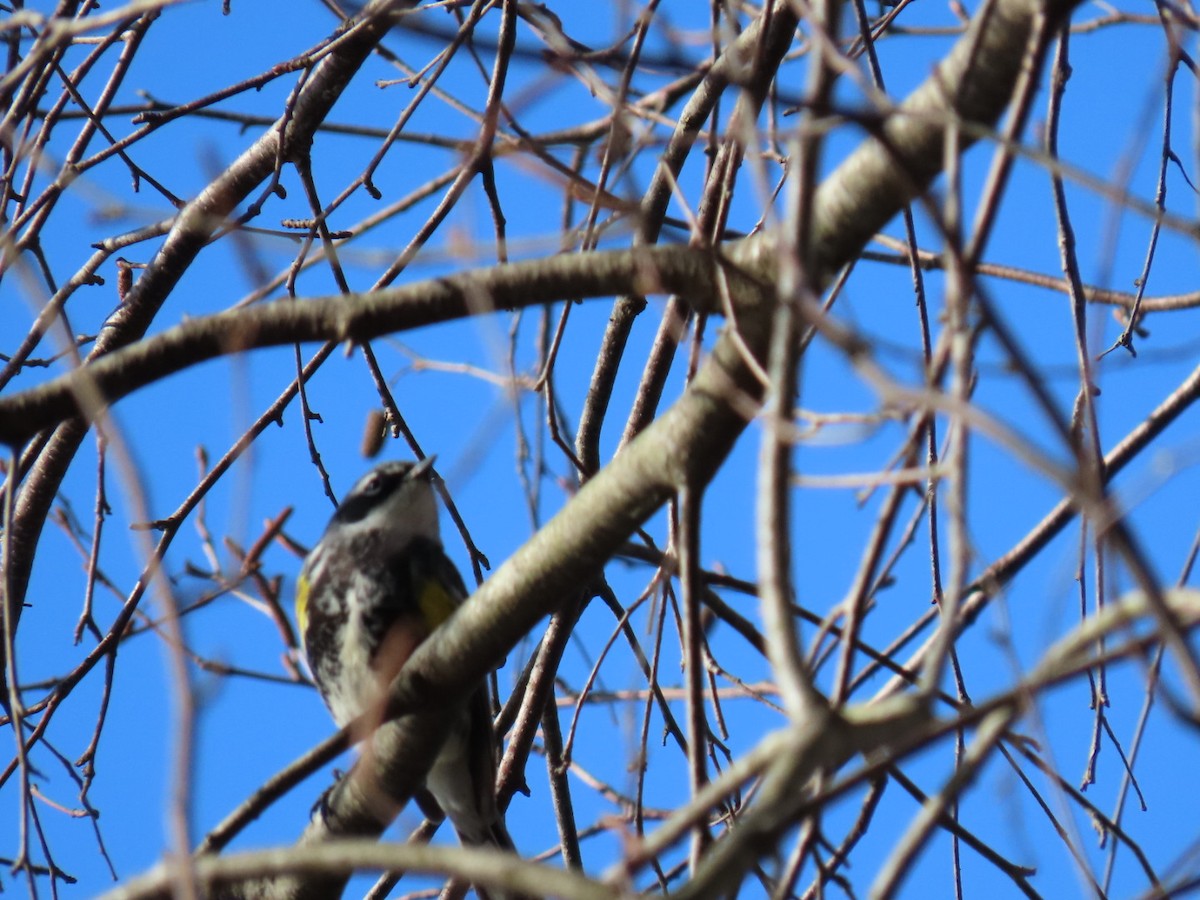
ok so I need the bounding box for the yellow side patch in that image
[416,576,458,629]
[295,573,310,639]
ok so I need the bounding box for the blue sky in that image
[3,1,1200,898]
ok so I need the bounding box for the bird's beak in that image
[410,454,437,481]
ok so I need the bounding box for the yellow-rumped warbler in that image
[295,457,517,856]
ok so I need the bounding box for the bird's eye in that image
[361,474,383,496]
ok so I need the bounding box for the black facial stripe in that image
[331,464,414,525]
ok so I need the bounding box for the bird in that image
[294,457,519,866]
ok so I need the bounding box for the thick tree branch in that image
[0,245,731,448]
[101,839,625,900]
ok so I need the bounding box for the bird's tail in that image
[482,816,516,852]
[452,814,529,900]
